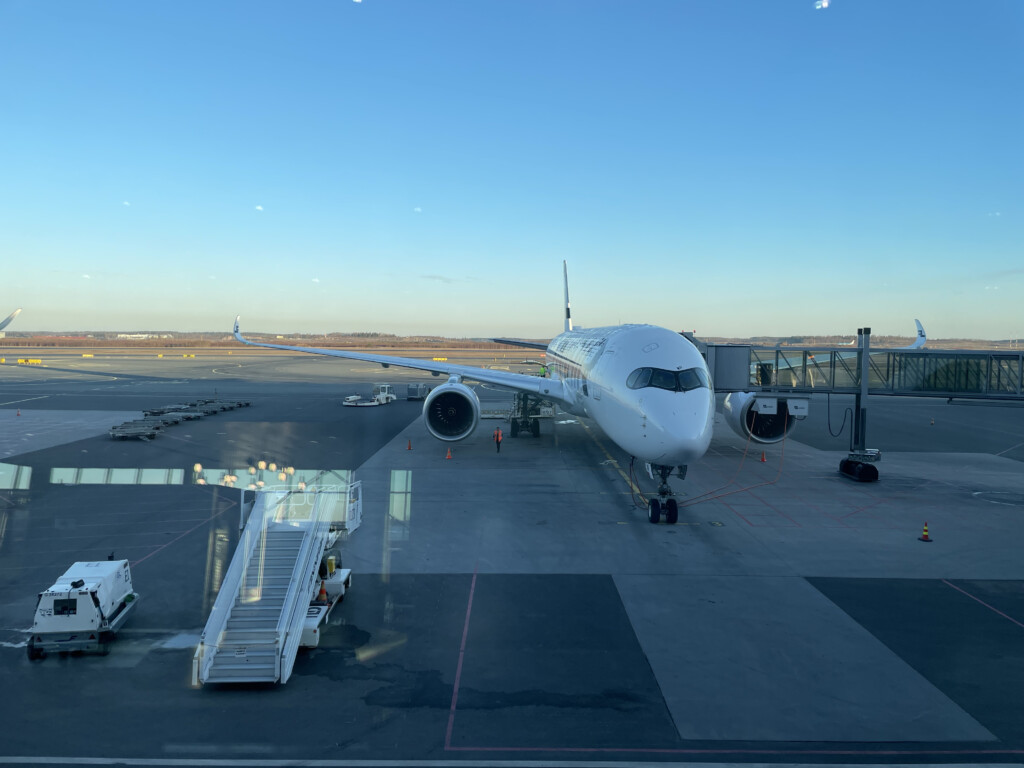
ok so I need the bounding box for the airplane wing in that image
[0,308,22,332]
[234,318,566,403]
[492,338,549,351]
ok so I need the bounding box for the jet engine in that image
[723,392,804,444]
[423,381,481,441]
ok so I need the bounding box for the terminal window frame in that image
[626,366,710,392]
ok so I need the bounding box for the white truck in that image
[27,560,139,659]
[342,383,397,407]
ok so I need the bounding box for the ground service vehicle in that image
[407,383,431,400]
[342,383,397,407]
[27,560,139,659]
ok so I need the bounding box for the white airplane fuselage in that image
[544,324,715,467]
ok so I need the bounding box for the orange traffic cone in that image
[317,580,328,602]
[759,451,766,463]
[445,447,452,460]
[16,409,20,417]
[918,522,932,542]
[407,439,412,450]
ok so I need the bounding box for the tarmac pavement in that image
[0,350,1022,767]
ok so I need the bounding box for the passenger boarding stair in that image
[196,488,356,684]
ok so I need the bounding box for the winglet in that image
[563,261,572,333]
[233,316,246,344]
[0,308,22,332]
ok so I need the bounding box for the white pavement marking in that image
[0,396,50,406]
[971,491,1024,506]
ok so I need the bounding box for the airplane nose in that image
[650,390,714,465]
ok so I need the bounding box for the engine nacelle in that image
[423,381,481,441]
[723,392,805,444]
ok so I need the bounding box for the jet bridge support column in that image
[852,327,869,450]
[841,327,880,482]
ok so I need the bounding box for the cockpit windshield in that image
[626,366,710,392]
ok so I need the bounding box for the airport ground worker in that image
[493,426,503,453]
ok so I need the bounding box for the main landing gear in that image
[647,464,686,525]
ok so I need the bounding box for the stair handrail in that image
[275,491,341,683]
[196,491,280,682]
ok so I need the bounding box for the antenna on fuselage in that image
[563,260,573,333]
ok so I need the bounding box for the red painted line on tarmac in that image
[444,564,479,750]
[840,497,886,518]
[789,484,853,528]
[743,488,802,527]
[715,496,754,526]
[943,579,1024,631]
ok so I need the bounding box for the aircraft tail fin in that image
[902,319,926,349]
[897,319,929,350]
[0,308,22,332]
[563,261,572,333]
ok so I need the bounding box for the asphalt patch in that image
[449,574,677,750]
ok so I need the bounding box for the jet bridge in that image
[195,485,360,685]
[708,345,1024,400]
[703,329,1024,481]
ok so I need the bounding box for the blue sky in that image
[1,1,1020,339]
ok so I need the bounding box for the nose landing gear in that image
[646,464,685,524]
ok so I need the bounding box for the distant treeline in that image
[0,334,543,351]
[1,333,1014,351]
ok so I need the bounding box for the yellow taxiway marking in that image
[575,420,646,500]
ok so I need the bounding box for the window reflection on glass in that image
[0,463,31,490]
[201,524,231,616]
[44,466,359,488]
[49,467,184,485]
[382,470,413,583]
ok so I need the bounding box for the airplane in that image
[233,267,922,524]
[0,308,22,332]
[234,263,722,524]
[811,319,925,349]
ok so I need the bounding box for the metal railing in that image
[196,491,270,682]
[274,491,343,684]
[714,347,1024,400]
